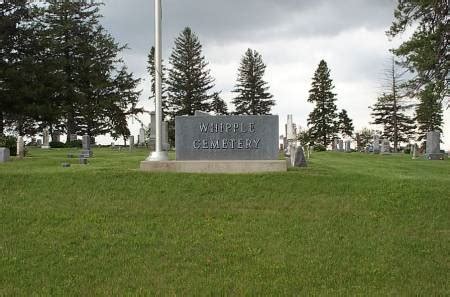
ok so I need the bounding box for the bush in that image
[66,140,82,148]
[50,141,66,148]
[404,148,411,154]
[314,144,327,152]
[0,135,17,156]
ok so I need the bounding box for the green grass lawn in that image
[1,148,449,295]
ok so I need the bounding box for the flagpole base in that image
[146,151,169,161]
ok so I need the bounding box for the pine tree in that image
[41,1,140,140]
[338,109,354,138]
[388,0,448,132]
[307,60,339,147]
[210,92,228,115]
[167,27,215,117]
[370,59,416,151]
[147,46,169,118]
[232,49,274,115]
[416,83,443,140]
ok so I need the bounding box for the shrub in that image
[0,135,17,156]
[50,141,66,148]
[66,140,82,148]
[314,144,327,152]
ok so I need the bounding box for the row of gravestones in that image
[369,131,446,160]
[332,139,352,153]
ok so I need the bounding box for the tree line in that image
[1,0,141,143]
[304,0,448,151]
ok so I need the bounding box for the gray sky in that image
[98,0,449,147]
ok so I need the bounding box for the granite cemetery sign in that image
[175,115,279,161]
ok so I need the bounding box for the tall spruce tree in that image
[232,49,274,115]
[167,27,215,117]
[370,59,416,150]
[338,109,354,138]
[415,83,443,140]
[147,46,169,118]
[210,92,228,115]
[307,60,339,147]
[41,1,140,140]
[0,0,44,136]
[388,0,449,136]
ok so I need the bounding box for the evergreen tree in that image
[307,60,339,147]
[210,92,228,115]
[0,0,43,136]
[147,46,169,118]
[41,1,140,140]
[338,109,354,138]
[356,128,376,149]
[167,27,215,117]
[232,48,274,115]
[416,83,443,140]
[388,0,448,132]
[370,59,416,150]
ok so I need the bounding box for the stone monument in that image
[285,115,296,156]
[81,134,93,157]
[426,131,445,160]
[69,134,78,142]
[129,136,135,151]
[141,114,286,173]
[289,145,307,167]
[139,126,146,146]
[373,135,380,154]
[338,139,344,152]
[42,129,50,149]
[17,136,25,158]
[332,139,339,152]
[345,140,351,153]
[0,147,10,163]
[381,139,391,155]
[53,131,61,143]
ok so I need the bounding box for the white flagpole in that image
[148,0,168,161]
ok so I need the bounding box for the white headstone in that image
[373,135,380,154]
[426,131,444,160]
[17,136,25,158]
[139,127,146,145]
[286,115,296,141]
[42,129,50,149]
[381,139,391,154]
[345,140,351,152]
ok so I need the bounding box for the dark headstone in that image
[291,146,307,167]
[62,163,71,168]
[79,158,88,165]
[175,115,279,161]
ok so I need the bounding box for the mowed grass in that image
[0,148,449,295]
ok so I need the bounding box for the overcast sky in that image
[98,0,449,147]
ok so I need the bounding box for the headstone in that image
[129,135,135,151]
[345,140,351,153]
[149,112,156,150]
[373,135,380,154]
[290,145,307,167]
[17,136,25,158]
[381,139,391,155]
[139,126,146,146]
[62,163,71,168]
[81,134,93,157]
[69,134,78,142]
[37,139,42,146]
[0,148,10,163]
[42,129,50,149]
[426,131,445,160]
[162,121,169,151]
[52,131,61,143]
[286,115,295,141]
[332,139,339,151]
[175,115,279,160]
[79,158,88,165]
[412,143,417,160]
[338,139,344,152]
